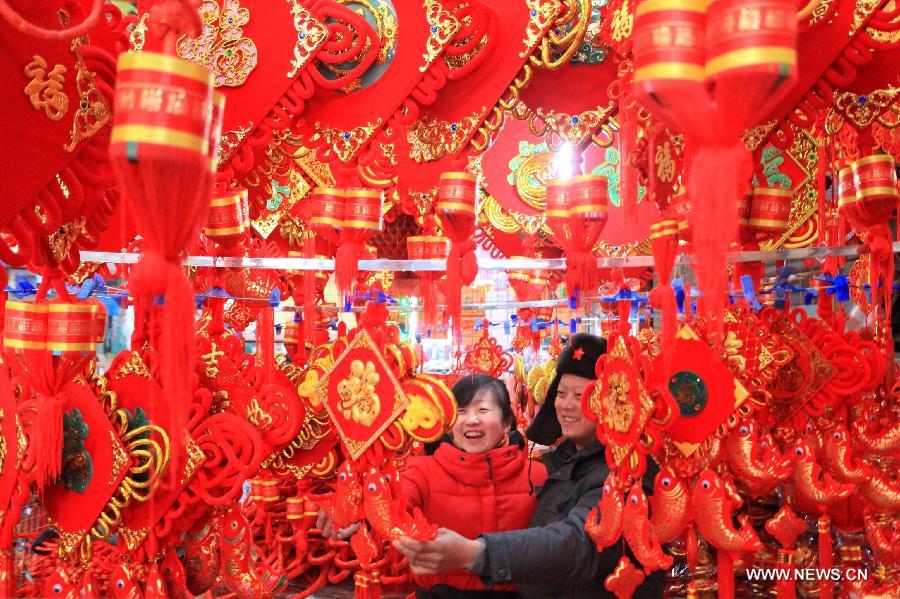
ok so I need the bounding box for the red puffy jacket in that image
[401,441,547,592]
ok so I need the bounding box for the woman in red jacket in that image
[402,374,546,599]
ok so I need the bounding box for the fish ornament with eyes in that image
[314,461,363,530]
[790,438,854,515]
[585,472,624,550]
[649,466,691,544]
[622,483,673,574]
[863,511,900,565]
[852,405,900,456]
[109,563,144,599]
[822,425,871,484]
[218,505,268,598]
[725,418,792,497]
[362,466,437,541]
[691,469,762,553]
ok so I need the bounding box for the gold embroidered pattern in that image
[109,430,129,485]
[182,433,205,485]
[119,526,150,552]
[833,87,898,128]
[851,0,882,33]
[177,0,258,87]
[603,372,634,434]
[246,397,274,428]
[534,103,615,149]
[337,360,382,427]
[420,0,460,72]
[611,0,633,42]
[655,140,676,184]
[115,351,152,380]
[65,38,111,152]
[23,56,68,121]
[47,217,87,264]
[287,1,328,77]
[218,121,253,166]
[520,0,563,58]
[16,415,26,465]
[316,119,382,162]
[292,143,337,187]
[202,343,225,378]
[129,13,149,53]
[741,120,778,151]
[407,110,483,162]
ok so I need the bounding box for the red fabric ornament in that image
[109,50,219,438]
[336,188,384,298]
[2,282,100,488]
[648,219,678,367]
[545,175,609,306]
[407,235,449,333]
[436,172,478,341]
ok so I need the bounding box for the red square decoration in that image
[317,329,409,459]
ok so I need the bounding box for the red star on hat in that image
[573,348,585,360]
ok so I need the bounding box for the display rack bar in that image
[80,242,899,272]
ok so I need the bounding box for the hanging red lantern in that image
[669,190,693,243]
[436,172,478,341]
[310,187,346,246]
[847,153,897,374]
[408,235,445,333]
[108,50,218,436]
[748,186,793,239]
[283,318,302,362]
[204,186,246,248]
[837,165,863,225]
[335,188,383,298]
[633,0,711,137]
[238,187,251,231]
[546,175,609,306]
[3,296,100,487]
[705,0,798,139]
[851,153,897,224]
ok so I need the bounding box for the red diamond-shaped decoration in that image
[317,329,410,460]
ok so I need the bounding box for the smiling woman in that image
[394,335,666,599]
[399,374,547,599]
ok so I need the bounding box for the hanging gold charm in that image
[420,0,460,72]
[65,37,111,152]
[286,1,328,77]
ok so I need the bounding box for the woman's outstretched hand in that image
[392,528,484,575]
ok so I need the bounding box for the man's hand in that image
[392,528,483,575]
[314,509,360,540]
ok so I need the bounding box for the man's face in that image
[554,373,597,450]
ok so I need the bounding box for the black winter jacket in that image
[471,440,664,599]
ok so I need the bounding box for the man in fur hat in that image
[394,333,664,599]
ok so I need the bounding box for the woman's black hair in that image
[451,374,515,428]
[423,374,517,455]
